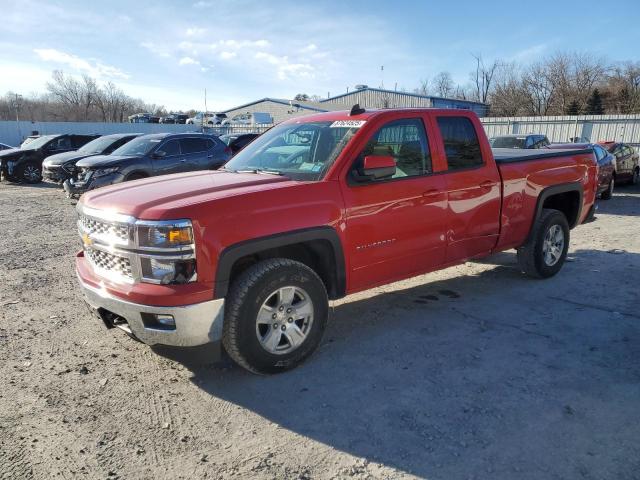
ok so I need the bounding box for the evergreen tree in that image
[586,89,604,115]
[566,100,580,115]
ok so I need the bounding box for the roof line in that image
[221,97,330,113]
[320,87,487,106]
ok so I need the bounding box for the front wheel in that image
[16,161,42,184]
[222,258,328,374]
[517,209,570,278]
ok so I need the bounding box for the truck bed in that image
[492,147,593,164]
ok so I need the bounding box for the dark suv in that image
[599,142,640,185]
[0,134,99,183]
[42,133,140,184]
[64,132,231,196]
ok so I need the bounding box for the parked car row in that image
[490,133,640,200]
[0,130,264,195]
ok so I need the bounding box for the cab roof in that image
[279,107,478,125]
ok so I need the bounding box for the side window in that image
[54,136,71,150]
[157,139,181,156]
[206,139,215,150]
[594,146,606,163]
[436,116,483,170]
[356,118,431,179]
[623,146,632,156]
[525,137,534,148]
[180,138,207,154]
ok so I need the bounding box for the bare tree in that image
[471,54,500,103]
[414,78,430,96]
[432,72,454,98]
[522,62,555,115]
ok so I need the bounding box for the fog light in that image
[155,314,175,327]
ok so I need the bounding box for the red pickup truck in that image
[75,107,598,374]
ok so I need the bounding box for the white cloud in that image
[193,1,214,8]
[254,52,314,80]
[186,27,207,37]
[141,42,171,58]
[219,51,237,60]
[179,56,200,66]
[34,48,129,80]
[301,43,317,53]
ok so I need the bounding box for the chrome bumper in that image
[78,274,224,347]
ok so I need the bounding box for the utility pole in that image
[11,93,23,143]
[203,88,208,132]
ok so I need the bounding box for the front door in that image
[340,117,448,292]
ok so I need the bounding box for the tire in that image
[16,161,42,184]
[222,258,328,374]
[517,208,570,279]
[632,167,639,186]
[601,177,614,200]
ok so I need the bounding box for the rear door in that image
[434,114,501,262]
[151,138,185,175]
[179,137,210,170]
[340,115,448,291]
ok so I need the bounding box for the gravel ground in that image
[1,180,639,480]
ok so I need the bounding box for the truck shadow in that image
[157,248,640,478]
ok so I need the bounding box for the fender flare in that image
[527,182,583,241]
[214,226,346,300]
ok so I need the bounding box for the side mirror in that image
[353,155,396,182]
[152,150,166,159]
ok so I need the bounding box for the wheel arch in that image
[528,182,583,240]
[214,227,346,300]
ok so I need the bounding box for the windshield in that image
[78,136,117,154]
[22,135,57,150]
[112,136,162,156]
[224,121,361,181]
[491,136,526,148]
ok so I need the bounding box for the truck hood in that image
[76,154,140,168]
[80,170,296,219]
[44,151,95,166]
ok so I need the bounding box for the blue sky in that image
[1,0,639,110]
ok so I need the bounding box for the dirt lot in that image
[1,180,639,480]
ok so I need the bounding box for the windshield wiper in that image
[232,168,283,176]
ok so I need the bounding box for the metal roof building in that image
[321,87,489,117]
[221,88,489,124]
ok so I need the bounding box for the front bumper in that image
[64,171,124,195]
[77,270,224,347]
[43,166,73,183]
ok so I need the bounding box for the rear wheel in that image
[222,258,328,374]
[16,161,42,184]
[517,208,570,279]
[601,177,614,200]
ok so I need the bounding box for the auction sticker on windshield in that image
[330,120,366,128]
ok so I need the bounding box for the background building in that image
[222,87,489,124]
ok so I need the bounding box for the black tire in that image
[222,258,328,374]
[517,208,570,279]
[631,167,639,186]
[601,177,614,200]
[16,161,42,184]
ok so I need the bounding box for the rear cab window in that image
[436,116,484,170]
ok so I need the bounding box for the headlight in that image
[135,220,196,284]
[137,221,193,248]
[93,167,120,177]
[139,257,197,285]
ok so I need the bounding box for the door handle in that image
[422,189,439,197]
[479,180,493,190]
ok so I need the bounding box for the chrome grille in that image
[79,215,130,243]
[85,247,133,279]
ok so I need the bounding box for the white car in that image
[221,112,273,126]
[186,112,228,126]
